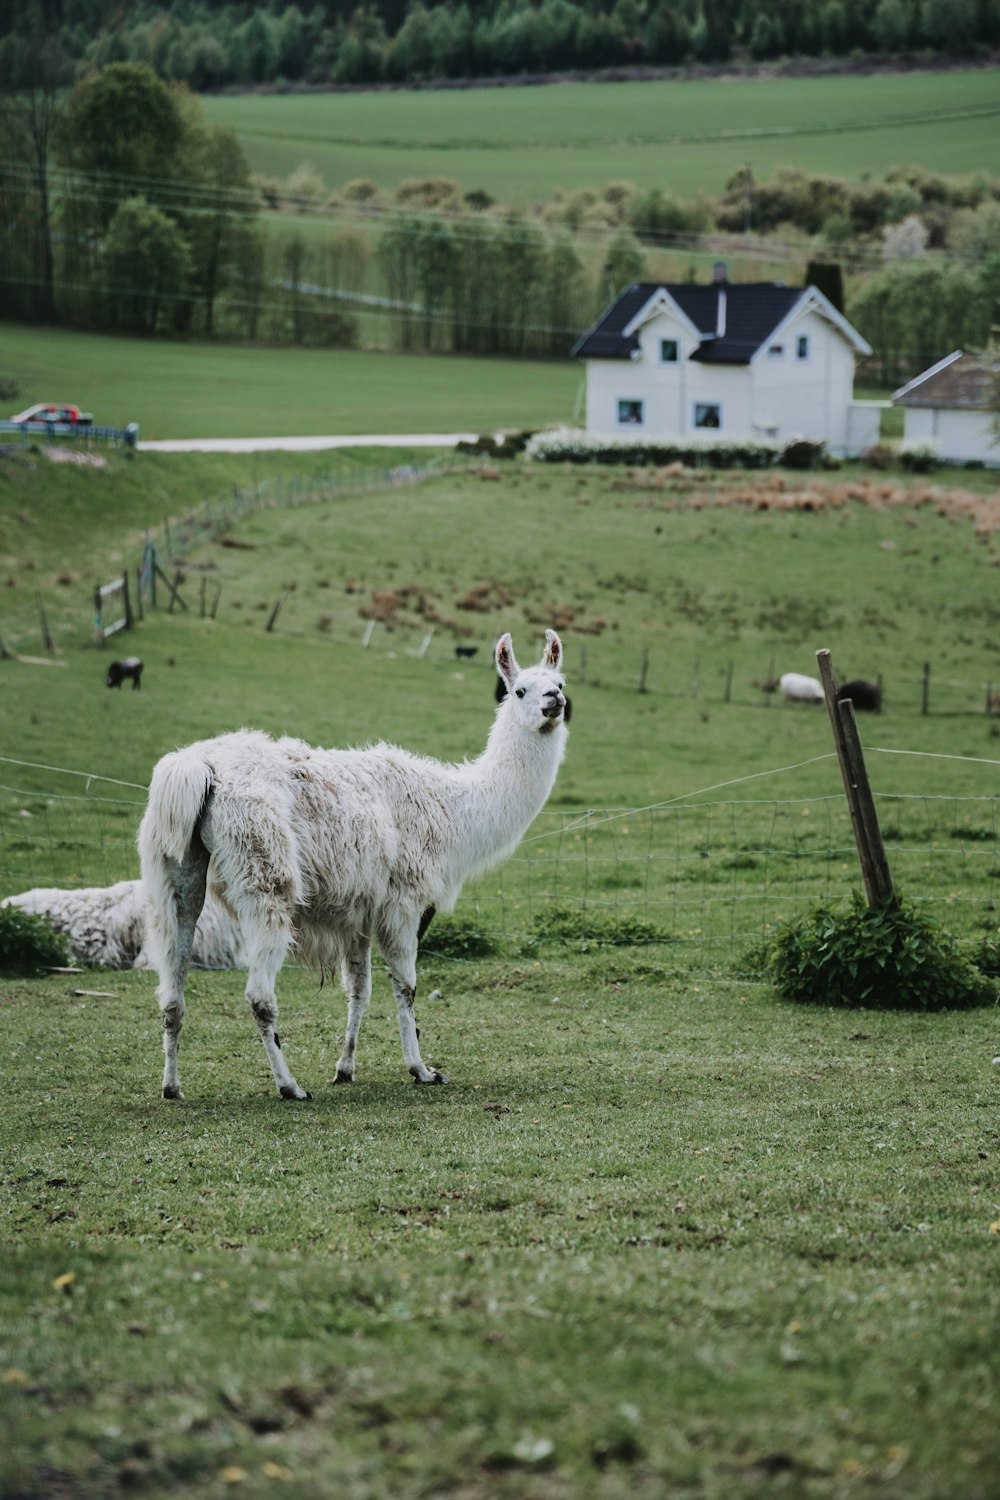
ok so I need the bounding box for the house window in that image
[660,338,679,363]
[617,399,644,427]
[797,334,810,360]
[694,402,721,430]
[768,343,785,358]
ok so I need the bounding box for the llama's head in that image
[495,630,570,734]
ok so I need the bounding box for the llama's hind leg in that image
[244,931,311,1100]
[333,941,371,1084]
[157,844,209,1100]
[379,928,447,1085]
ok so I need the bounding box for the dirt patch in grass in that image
[621,468,1000,543]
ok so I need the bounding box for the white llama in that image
[138,629,570,1100]
[1,879,244,971]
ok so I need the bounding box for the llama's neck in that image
[451,705,567,879]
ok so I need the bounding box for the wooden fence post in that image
[817,648,895,910]
[724,659,734,703]
[638,647,650,694]
[38,593,54,653]
[921,661,930,716]
[265,589,290,632]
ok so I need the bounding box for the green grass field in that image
[2,441,999,1497]
[203,68,1000,200]
[0,324,581,441]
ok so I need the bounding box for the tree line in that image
[2,0,999,91]
[2,51,999,379]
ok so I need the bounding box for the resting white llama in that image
[1,879,244,971]
[138,629,570,1099]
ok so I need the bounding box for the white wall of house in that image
[584,304,865,454]
[902,406,1000,466]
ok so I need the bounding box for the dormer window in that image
[660,338,679,363]
[768,343,785,359]
[797,334,810,360]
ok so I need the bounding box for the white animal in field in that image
[779,671,824,704]
[137,629,570,1100]
[1,879,245,970]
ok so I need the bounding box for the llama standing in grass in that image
[138,629,570,1100]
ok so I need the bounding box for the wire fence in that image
[2,749,997,971]
[0,452,477,659]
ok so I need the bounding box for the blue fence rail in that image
[0,419,139,449]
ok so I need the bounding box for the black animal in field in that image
[838,678,881,712]
[106,656,143,690]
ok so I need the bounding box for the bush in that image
[899,436,940,473]
[418,914,500,959]
[761,892,995,1011]
[0,905,70,976]
[779,436,827,470]
[972,934,1000,978]
[525,426,779,469]
[532,906,670,953]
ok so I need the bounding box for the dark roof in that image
[894,352,999,409]
[572,280,803,364]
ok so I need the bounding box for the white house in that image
[572,265,877,457]
[893,351,1000,467]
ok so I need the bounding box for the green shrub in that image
[761,893,995,1010]
[418,914,500,959]
[0,905,70,976]
[972,934,1000,978]
[532,906,670,953]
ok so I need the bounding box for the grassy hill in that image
[0,324,581,442]
[204,67,1000,201]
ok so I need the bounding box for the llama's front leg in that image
[380,933,446,1084]
[244,936,311,1100]
[333,943,371,1083]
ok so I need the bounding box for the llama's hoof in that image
[332,1069,354,1084]
[413,1069,448,1085]
[279,1084,312,1100]
[162,1084,184,1100]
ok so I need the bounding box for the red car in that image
[10,402,93,426]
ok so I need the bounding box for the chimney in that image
[716,283,727,338]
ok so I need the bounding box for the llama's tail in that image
[137,749,214,972]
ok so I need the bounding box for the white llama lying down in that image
[1,879,245,971]
[138,629,570,1100]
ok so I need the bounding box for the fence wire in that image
[2,753,997,970]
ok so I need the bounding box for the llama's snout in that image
[541,689,566,720]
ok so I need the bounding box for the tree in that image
[101,196,192,334]
[603,230,646,303]
[872,0,909,51]
[0,8,73,322]
[805,261,845,313]
[59,63,186,235]
[175,112,259,336]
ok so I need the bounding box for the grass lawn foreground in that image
[1,429,999,1496]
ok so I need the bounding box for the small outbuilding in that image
[572,264,878,456]
[892,351,1000,468]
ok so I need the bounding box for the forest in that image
[2,0,999,90]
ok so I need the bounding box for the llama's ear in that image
[542,629,562,669]
[496,633,519,689]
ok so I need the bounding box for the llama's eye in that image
[515,687,525,699]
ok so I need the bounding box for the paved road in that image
[138,433,478,453]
